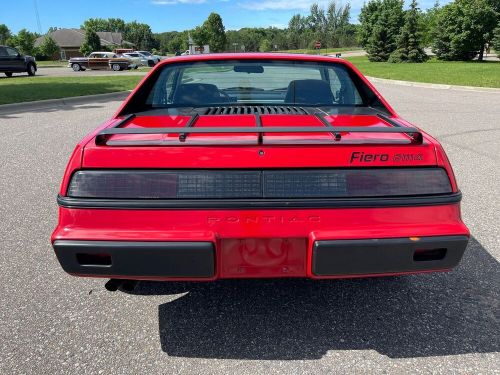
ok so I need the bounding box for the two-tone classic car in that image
[68,52,136,71]
[52,53,469,291]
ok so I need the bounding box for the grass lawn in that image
[346,56,500,88]
[0,76,144,105]
[35,60,67,67]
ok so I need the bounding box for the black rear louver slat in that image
[204,106,309,116]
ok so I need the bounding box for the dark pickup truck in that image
[0,45,37,77]
[68,52,135,71]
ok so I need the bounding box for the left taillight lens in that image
[67,170,262,199]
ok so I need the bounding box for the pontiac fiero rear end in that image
[51,53,469,282]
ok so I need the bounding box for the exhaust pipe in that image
[104,279,122,292]
[104,279,138,292]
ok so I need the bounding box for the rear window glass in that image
[146,60,364,108]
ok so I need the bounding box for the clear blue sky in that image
[4,0,449,34]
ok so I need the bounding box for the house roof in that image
[35,28,134,48]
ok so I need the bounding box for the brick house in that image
[34,28,134,60]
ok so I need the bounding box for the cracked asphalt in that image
[0,82,499,374]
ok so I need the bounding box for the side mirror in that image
[17,53,21,58]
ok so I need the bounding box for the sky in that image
[3,0,450,34]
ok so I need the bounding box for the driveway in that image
[0,82,499,374]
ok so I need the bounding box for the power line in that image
[33,0,42,34]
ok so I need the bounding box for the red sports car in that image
[51,53,469,290]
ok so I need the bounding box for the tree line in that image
[0,1,358,59]
[155,2,358,54]
[360,0,500,62]
[1,0,499,61]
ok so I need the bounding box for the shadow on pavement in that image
[129,236,498,360]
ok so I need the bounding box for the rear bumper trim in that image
[53,240,215,278]
[312,236,469,276]
[57,192,462,210]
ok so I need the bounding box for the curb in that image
[0,91,131,114]
[367,76,500,93]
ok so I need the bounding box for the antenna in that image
[33,0,42,34]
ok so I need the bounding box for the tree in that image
[388,0,428,62]
[259,39,273,52]
[492,22,500,58]
[326,1,351,47]
[192,26,209,51]
[14,29,38,55]
[81,18,111,32]
[40,35,59,59]
[359,0,383,47]
[420,0,441,47]
[0,24,11,44]
[203,13,227,52]
[124,22,154,50]
[80,29,101,56]
[364,0,405,61]
[287,14,307,49]
[432,0,497,61]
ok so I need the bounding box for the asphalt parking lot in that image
[0,82,499,374]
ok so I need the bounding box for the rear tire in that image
[4,72,13,77]
[27,63,36,76]
[72,63,81,72]
[111,63,121,71]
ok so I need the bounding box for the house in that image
[34,28,134,60]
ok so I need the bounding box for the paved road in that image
[0,83,499,374]
[0,66,149,79]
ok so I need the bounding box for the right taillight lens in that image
[67,168,452,199]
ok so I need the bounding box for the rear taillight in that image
[67,168,452,199]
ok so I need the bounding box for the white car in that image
[136,51,161,64]
[122,52,155,67]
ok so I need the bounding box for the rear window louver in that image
[204,106,309,115]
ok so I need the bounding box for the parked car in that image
[52,53,469,289]
[122,52,155,67]
[68,52,136,71]
[136,51,161,64]
[0,45,37,77]
[119,53,145,67]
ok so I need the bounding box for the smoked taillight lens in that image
[67,170,262,199]
[67,168,452,199]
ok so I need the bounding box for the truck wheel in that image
[4,72,13,77]
[72,63,81,72]
[27,63,36,76]
[111,63,121,71]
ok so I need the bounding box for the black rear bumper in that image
[312,236,469,276]
[53,240,215,278]
[53,235,468,279]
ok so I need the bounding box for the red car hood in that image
[82,114,437,169]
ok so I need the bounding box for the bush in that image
[39,36,59,60]
[492,23,500,58]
